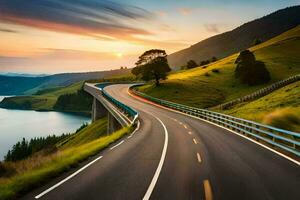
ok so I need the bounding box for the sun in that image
[115,52,123,58]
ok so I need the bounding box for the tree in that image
[211,56,218,62]
[132,49,171,86]
[253,38,262,46]
[235,50,270,85]
[186,60,198,69]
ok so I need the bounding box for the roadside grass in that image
[58,118,108,148]
[0,82,83,111]
[137,26,300,108]
[0,122,132,200]
[218,81,300,132]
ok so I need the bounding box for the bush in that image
[212,69,220,73]
[262,108,300,132]
[204,72,210,77]
[200,60,210,66]
[186,60,198,69]
[235,50,270,85]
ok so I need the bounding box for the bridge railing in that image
[95,83,138,125]
[130,88,300,157]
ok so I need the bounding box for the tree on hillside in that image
[234,50,270,85]
[253,38,262,46]
[211,56,218,62]
[132,49,171,86]
[186,60,198,69]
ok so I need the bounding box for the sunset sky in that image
[0,0,299,74]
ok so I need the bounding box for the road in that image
[24,84,300,200]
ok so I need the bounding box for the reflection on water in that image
[0,96,90,160]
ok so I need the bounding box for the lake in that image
[0,96,91,160]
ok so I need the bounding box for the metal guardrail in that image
[95,83,139,125]
[130,87,300,157]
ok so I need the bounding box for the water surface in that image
[0,96,90,160]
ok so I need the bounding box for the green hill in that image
[219,81,300,132]
[0,81,90,113]
[168,6,300,68]
[137,25,300,109]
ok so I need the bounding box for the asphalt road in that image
[24,84,300,200]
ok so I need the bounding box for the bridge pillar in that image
[92,97,107,122]
[107,112,122,134]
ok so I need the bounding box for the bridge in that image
[83,82,138,134]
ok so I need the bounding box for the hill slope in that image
[220,81,300,132]
[137,25,300,108]
[0,69,130,95]
[168,6,300,67]
[0,81,91,113]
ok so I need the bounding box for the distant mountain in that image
[168,5,300,68]
[0,72,48,77]
[0,69,130,95]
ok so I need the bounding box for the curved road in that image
[24,84,300,200]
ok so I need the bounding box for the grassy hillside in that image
[0,118,132,200]
[168,6,300,67]
[59,118,108,148]
[0,69,131,95]
[138,25,300,109]
[219,81,300,132]
[0,82,85,112]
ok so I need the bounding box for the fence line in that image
[217,74,300,110]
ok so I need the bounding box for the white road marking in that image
[35,118,140,199]
[197,153,202,163]
[143,114,168,200]
[129,91,300,166]
[127,120,140,139]
[35,156,103,199]
[188,131,192,135]
[193,138,198,144]
[183,124,188,129]
[179,122,183,125]
[110,140,124,150]
[203,180,213,200]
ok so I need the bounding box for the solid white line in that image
[143,114,168,200]
[193,138,198,144]
[129,91,300,166]
[127,120,140,139]
[110,140,124,150]
[35,156,103,199]
[197,153,202,163]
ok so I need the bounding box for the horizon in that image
[0,0,299,74]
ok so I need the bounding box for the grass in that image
[137,26,300,108]
[219,81,300,132]
[0,82,83,111]
[0,119,132,200]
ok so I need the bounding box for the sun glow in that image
[115,52,123,58]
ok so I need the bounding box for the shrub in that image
[186,60,198,69]
[234,50,270,85]
[212,69,220,73]
[204,72,210,77]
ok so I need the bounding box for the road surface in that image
[24,84,300,200]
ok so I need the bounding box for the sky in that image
[0,0,299,74]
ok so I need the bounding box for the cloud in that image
[204,24,221,33]
[0,27,17,33]
[177,7,194,15]
[0,0,154,41]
